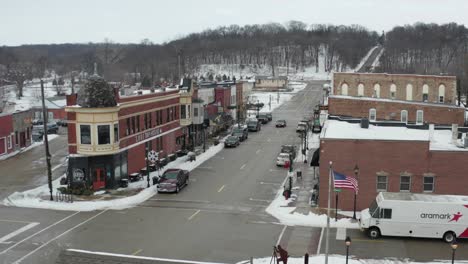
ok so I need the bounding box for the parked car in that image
[266,112,273,121]
[32,119,44,126]
[224,136,240,148]
[281,145,297,160]
[276,120,287,128]
[33,122,59,134]
[257,113,269,124]
[157,168,189,193]
[296,122,308,133]
[276,153,291,167]
[32,130,44,142]
[57,119,68,127]
[232,126,248,141]
[247,118,261,132]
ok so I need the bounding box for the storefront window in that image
[98,125,110,145]
[80,125,91,144]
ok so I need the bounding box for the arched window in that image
[373,83,381,98]
[369,108,377,121]
[341,83,348,96]
[401,110,408,123]
[422,84,429,102]
[438,84,445,103]
[406,84,413,101]
[357,83,364,96]
[390,84,397,99]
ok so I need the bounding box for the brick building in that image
[329,96,465,126]
[332,73,457,104]
[0,110,33,157]
[318,120,468,212]
[66,88,185,190]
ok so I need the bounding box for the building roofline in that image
[333,72,457,79]
[329,95,463,109]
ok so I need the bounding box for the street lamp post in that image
[345,236,351,264]
[451,239,458,264]
[353,164,359,220]
[145,142,150,188]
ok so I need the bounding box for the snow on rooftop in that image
[321,120,468,151]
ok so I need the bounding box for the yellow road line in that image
[132,249,143,255]
[188,210,201,221]
[217,185,226,193]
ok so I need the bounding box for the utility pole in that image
[145,142,150,188]
[41,80,53,201]
[177,49,182,80]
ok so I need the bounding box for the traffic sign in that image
[147,150,158,163]
[334,189,342,192]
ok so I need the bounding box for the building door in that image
[93,168,106,190]
[19,132,26,148]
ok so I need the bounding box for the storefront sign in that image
[135,128,162,143]
[72,168,85,182]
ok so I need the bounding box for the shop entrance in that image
[92,168,106,190]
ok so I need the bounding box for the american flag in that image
[333,171,359,193]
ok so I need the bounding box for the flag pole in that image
[325,161,332,264]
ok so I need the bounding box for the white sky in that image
[1,0,467,46]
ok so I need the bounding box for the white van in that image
[360,192,468,242]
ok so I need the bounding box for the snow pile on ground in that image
[1,136,227,212]
[0,134,59,161]
[265,185,359,229]
[240,256,468,264]
[247,82,306,116]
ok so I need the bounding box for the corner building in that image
[66,89,185,190]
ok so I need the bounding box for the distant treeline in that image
[0,21,467,92]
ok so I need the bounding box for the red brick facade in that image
[0,114,14,156]
[328,96,465,126]
[333,72,457,104]
[318,139,468,212]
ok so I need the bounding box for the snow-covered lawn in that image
[0,134,59,161]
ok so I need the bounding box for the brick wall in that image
[318,139,468,211]
[328,96,465,126]
[333,73,457,104]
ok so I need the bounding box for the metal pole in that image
[41,80,53,201]
[335,192,338,221]
[146,142,150,188]
[452,248,455,264]
[353,192,357,220]
[346,246,349,264]
[325,162,332,264]
[203,125,206,152]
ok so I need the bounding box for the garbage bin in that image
[152,176,159,185]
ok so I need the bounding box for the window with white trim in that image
[416,110,424,125]
[80,125,91,145]
[97,125,110,145]
[400,175,411,192]
[401,110,408,123]
[406,84,413,100]
[439,84,445,103]
[373,83,381,98]
[341,83,348,96]
[423,176,434,192]
[422,84,429,102]
[357,83,364,96]
[369,108,377,121]
[390,84,397,99]
[114,124,119,143]
[377,175,387,191]
[7,136,12,149]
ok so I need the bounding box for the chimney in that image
[452,124,458,142]
[429,124,434,141]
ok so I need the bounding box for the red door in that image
[92,168,106,190]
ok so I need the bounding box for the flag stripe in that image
[333,171,359,193]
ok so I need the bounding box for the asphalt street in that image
[1,81,466,264]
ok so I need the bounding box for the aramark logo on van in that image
[420,212,463,222]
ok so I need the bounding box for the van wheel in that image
[443,231,456,243]
[368,227,381,239]
[175,186,180,193]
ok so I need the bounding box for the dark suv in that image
[157,169,189,193]
[257,114,269,124]
[281,145,297,160]
[232,126,248,141]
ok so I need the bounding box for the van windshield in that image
[369,200,379,217]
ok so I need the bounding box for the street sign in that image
[334,189,342,192]
[147,150,158,163]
